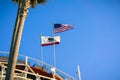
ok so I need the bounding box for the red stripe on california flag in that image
[41,42,60,46]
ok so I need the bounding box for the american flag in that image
[54,24,74,33]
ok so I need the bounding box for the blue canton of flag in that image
[54,24,74,33]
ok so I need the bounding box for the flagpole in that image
[53,21,56,79]
[77,65,82,80]
[53,34,56,67]
[40,34,43,66]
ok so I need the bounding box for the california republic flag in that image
[41,36,60,46]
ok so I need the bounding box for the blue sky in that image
[0,0,120,80]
